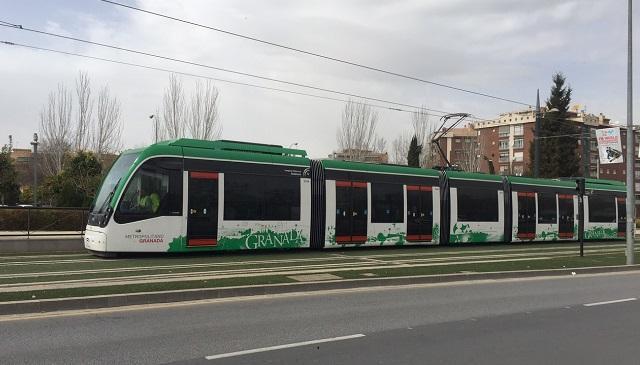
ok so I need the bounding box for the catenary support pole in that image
[534,89,540,178]
[626,0,635,265]
[582,123,589,178]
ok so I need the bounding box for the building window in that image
[499,140,509,150]
[513,124,524,136]
[457,187,499,222]
[224,173,300,221]
[512,165,524,176]
[499,152,509,163]
[499,126,509,137]
[513,138,524,149]
[513,152,523,162]
[371,183,403,223]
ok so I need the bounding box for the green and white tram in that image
[85,139,626,255]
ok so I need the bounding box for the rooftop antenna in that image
[431,113,470,170]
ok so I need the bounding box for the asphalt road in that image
[2,271,640,364]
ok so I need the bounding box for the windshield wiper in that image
[97,178,121,215]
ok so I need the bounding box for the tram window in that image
[224,173,300,221]
[456,186,499,222]
[115,158,182,223]
[537,192,557,224]
[263,175,300,221]
[588,194,616,223]
[371,183,403,223]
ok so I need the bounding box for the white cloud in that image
[0,0,635,158]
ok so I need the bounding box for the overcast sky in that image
[0,0,636,158]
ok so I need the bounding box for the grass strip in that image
[1,252,638,303]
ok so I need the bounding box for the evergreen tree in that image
[48,151,103,207]
[407,135,421,167]
[0,145,20,205]
[530,73,580,178]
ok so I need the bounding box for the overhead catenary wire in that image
[100,0,532,107]
[1,40,434,115]
[0,22,470,117]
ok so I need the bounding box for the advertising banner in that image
[595,127,623,164]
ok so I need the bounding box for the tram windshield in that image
[90,152,140,215]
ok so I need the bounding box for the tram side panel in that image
[323,167,440,247]
[509,184,578,243]
[584,191,625,240]
[447,178,505,243]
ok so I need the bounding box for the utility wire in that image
[0,40,461,117]
[0,22,466,116]
[101,0,531,107]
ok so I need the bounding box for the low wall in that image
[0,236,85,253]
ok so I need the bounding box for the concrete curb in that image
[0,236,84,253]
[2,264,640,316]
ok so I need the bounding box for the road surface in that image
[2,271,640,364]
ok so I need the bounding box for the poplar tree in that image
[407,135,421,167]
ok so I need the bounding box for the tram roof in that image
[507,176,576,189]
[321,159,440,178]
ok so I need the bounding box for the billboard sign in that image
[595,127,623,164]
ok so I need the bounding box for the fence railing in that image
[0,206,89,237]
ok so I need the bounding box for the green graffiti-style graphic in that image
[537,230,559,241]
[584,226,618,240]
[326,226,336,244]
[369,230,406,246]
[432,224,440,243]
[450,223,490,243]
[216,228,307,250]
[167,236,216,252]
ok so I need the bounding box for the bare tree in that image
[93,86,123,159]
[411,107,439,168]
[40,84,73,176]
[457,130,482,172]
[391,132,410,164]
[74,71,93,151]
[336,99,383,161]
[188,80,221,140]
[161,74,187,139]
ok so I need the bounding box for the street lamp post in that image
[625,0,635,265]
[30,133,39,206]
[150,114,158,143]
[534,89,541,178]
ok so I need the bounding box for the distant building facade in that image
[329,149,389,163]
[471,105,639,182]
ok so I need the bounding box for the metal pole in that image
[626,0,635,265]
[534,89,541,178]
[30,133,38,206]
[582,123,589,178]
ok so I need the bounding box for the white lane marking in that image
[583,297,637,307]
[204,334,366,360]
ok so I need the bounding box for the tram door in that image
[406,186,433,241]
[558,194,574,238]
[617,197,626,237]
[187,171,219,246]
[335,181,368,243]
[517,192,536,239]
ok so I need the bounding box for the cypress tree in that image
[407,135,421,167]
[531,73,580,178]
[0,145,20,205]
